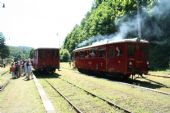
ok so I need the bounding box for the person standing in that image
[28,61,32,80]
[2,59,6,68]
[10,63,16,79]
[24,61,28,80]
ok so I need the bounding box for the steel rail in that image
[113,80,170,96]
[0,79,10,91]
[45,80,83,113]
[61,67,170,96]
[58,77,133,113]
[147,74,170,78]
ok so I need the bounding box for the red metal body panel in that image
[33,48,60,72]
[73,38,149,77]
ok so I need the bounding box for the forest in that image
[63,0,170,70]
[0,32,32,62]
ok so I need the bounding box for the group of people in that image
[10,60,33,80]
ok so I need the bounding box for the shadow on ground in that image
[78,71,169,89]
[33,71,61,79]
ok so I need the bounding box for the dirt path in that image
[0,77,45,113]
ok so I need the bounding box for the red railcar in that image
[73,38,149,78]
[33,48,60,72]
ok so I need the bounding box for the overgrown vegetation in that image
[63,0,170,70]
[9,46,33,61]
[0,32,9,59]
[60,49,71,62]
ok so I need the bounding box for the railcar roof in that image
[35,47,59,50]
[74,38,148,51]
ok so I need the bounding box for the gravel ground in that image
[0,75,45,113]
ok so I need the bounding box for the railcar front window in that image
[127,45,135,57]
[140,45,148,58]
[109,47,114,58]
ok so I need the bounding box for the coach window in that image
[99,48,105,58]
[109,47,115,58]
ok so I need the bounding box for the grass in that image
[0,76,45,113]
[38,77,123,113]
[149,69,170,77]
[39,79,77,113]
[55,62,170,113]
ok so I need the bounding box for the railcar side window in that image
[98,48,105,58]
[127,45,135,57]
[80,51,85,58]
[109,47,115,58]
[85,50,89,58]
[116,46,122,56]
[75,52,79,59]
[89,48,96,58]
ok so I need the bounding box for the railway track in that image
[147,74,170,78]
[60,67,170,96]
[0,71,11,92]
[44,78,132,113]
[113,79,170,95]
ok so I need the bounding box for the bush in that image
[149,44,170,70]
[60,49,71,62]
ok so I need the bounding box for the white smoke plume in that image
[77,0,170,48]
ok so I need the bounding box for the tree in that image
[29,49,34,59]
[9,46,32,60]
[60,49,70,62]
[64,0,170,69]
[0,32,9,59]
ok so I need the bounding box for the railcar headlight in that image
[129,61,132,65]
[147,61,149,65]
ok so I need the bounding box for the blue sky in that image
[0,0,93,48]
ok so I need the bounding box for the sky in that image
[0,0,93,48]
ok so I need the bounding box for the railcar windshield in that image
[127,45,135,57]
[127,44,148,58]
[109,47,115,58]
[140,45,149,58]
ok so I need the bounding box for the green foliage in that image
[9,46,33,61]
[29,49,35,59]
[149,43,170,70]
[0,32,10,59]
[60,49,70,62]
[63,0,170,70]
[64,0,140,54]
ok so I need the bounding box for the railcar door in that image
[107,44,125,74]
[97,47,106,72]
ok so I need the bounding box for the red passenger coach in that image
[33,48,60,72]
[73,38,149,78]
